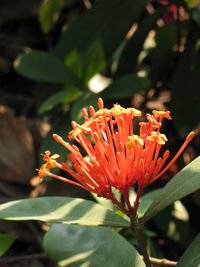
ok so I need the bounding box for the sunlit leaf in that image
[0,197,129,228]
[65,39,105,86]
[185,0,200,8]
[38,87,81,115]
[91,187,121,212]
[142,156,200,223]
[43,224,145,267]
[38,0,64,34]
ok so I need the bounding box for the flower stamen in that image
[38,98,194,217]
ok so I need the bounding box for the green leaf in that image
[190,7,200,27]
[100,74,150,100]
[14,50,80,86]
[170,29,200,136]
[53,0,148,60]
[65,39,105,85]
[187,0,200,8]
[38,87,81,115]
[70,91,99,124]
[155,22,177,50]
[91,187,122,212]
[0,233,17,256]
[116,7,165,76]
[43,224,145,267]
[176,233,200,267]
[38,0,64,34]
[137,189,162,218]
[142,156,200,223]
[0,197,129,228]
[152,201,190,243]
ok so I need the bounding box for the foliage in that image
[0,158,200,265]
[0,233,17,257]
[1,0,200,266]
[13,0,200,138]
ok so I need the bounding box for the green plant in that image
[2,0,200,265]
[0,99,200,266]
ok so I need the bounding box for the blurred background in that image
[0,0,200,266]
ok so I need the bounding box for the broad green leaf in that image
[70,91,99,124]
[176,233,200,267]
[38,87,81,115]
[137,189,162,218]
[156,22,177,50]
[65,39,105,86]
[116,7,165,76]
[170,28,200,136]
[101,74,150,100]
[14,50,80,86]
[0,233,17,256]
[40,114,71,165]
[43,224,145,267]
[91,187,121,212]
[187,0,200,8]
[142,156,200,223]
[149,21,184,85]
[53,0,148,59]
[0,197,129,228]
[38,0,64,34]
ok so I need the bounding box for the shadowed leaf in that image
[43,224,145,267]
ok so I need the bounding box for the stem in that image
[133,186,143,217]
[122,190,133,216]
[109,194,129,216]
[146,256,177,266]
[131,216,151,267]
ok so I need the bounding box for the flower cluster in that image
[39,98,194,217]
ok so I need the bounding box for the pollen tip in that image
[82,108,89,119]
[187,131,195,142]
[53,134,63,143]
[89,106,95,117]
[98,98,104,109]
[71,121,77,128]
[164,149,170,159]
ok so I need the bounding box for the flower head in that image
[39,98,194,217]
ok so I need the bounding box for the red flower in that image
[39,98,194,217]
[146,1,180,24]
[162,3,178,23]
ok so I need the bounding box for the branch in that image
[146,256,177,266]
